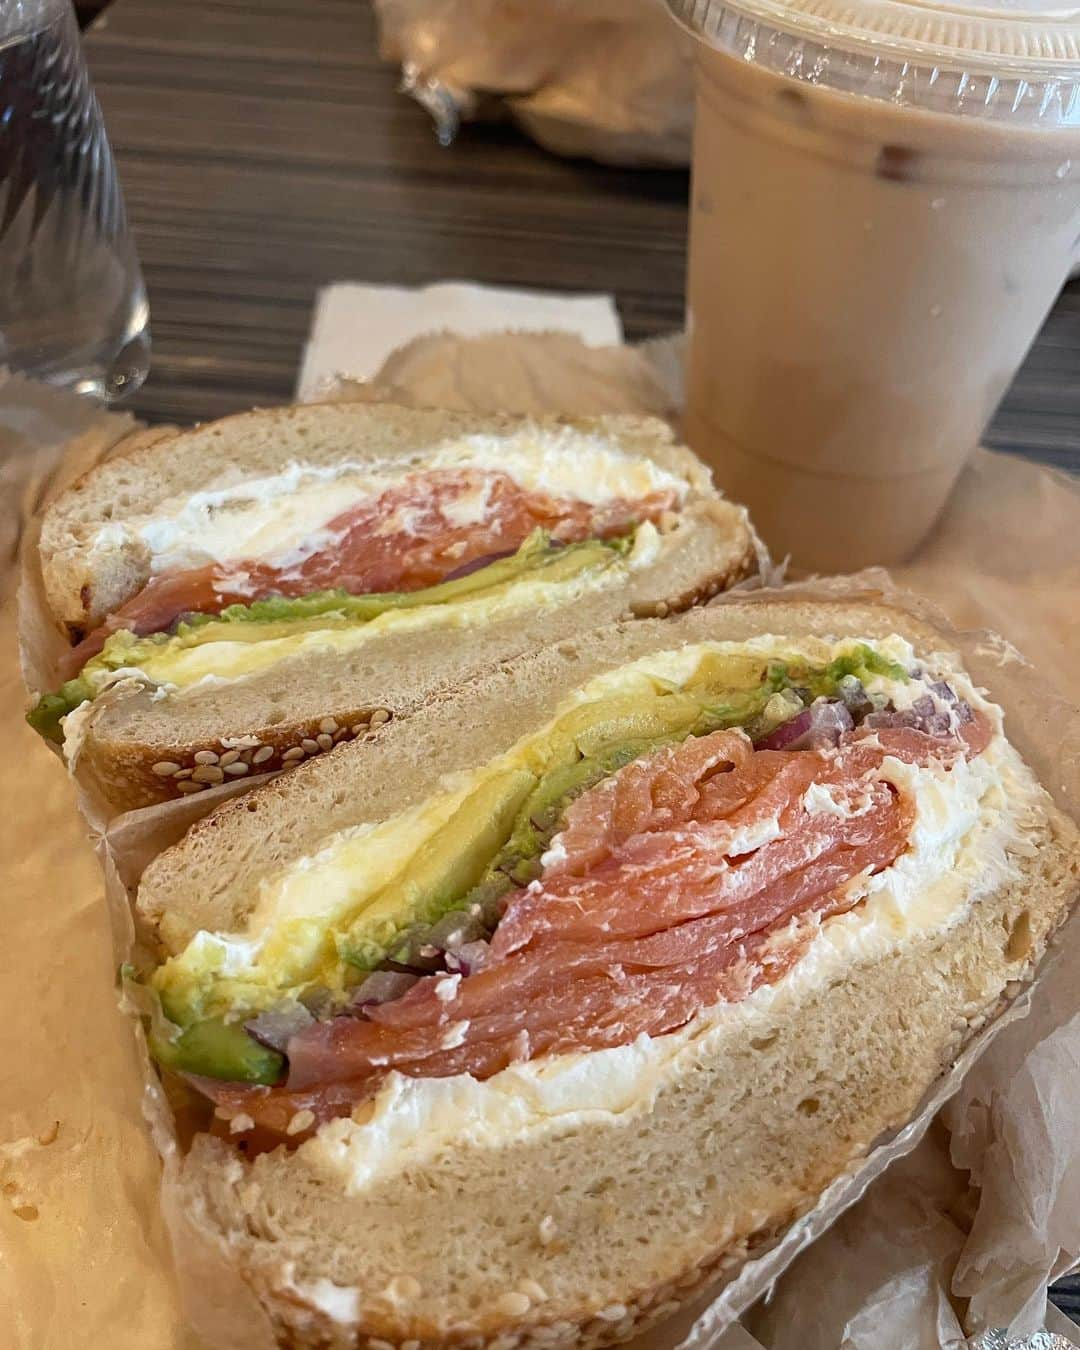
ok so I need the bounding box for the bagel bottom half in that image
[133,601,1078,1350]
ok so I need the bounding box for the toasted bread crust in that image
[77,704,397,814]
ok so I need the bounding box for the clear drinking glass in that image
[0,0,150,401]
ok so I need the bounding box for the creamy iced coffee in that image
[670,0,1080,568]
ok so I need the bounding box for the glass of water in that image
[1,0,150,401]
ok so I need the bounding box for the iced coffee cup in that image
[668,0,1080,569]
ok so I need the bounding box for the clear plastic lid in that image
[667,0,1080,117]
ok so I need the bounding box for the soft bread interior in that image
[173,806,1078,1350]
[137,598,943,956]
[39,404,716,632]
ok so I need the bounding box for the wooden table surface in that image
[83,0,1078,1329]
[84,0,1080,476]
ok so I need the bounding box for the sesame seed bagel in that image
[135,598,1080,1350]
[32,403,756,814]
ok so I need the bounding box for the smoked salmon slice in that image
[61,469,676,677]
[205,712,989,1146]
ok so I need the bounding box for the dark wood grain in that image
[81,0,1078,1324]
[83,0,1079,474]
[82,0,689,426]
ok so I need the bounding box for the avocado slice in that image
[338,766,538,970]
[489,680,773,886]
[550,691,708,759]
[683,651,779,697]
[516,689,711,793]
[143,643,912,1085]
[28,531,629,740]
[685,645,906,705]
[494,733,685,885]
[26,675,94,745]
[174,531,624,645]
[813,644,908,693]
[149,1015,283,1084]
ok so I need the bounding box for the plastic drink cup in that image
[668,0,1080,568]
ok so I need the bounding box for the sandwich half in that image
[130,597,1079,1350]
[28,402,755,812]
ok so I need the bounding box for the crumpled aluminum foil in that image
[372,0,694,166]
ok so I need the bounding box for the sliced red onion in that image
[865,693,974,736]
[803,699,854,744]
[428,909,487,949]
[298,985,335,1019]
[245,1003,315,1053]
[348,970,419,1011]
[391,908,490,971]
[836,675,873,719]
[865,707,914,730]
[445,939,492,976]
[757,707,812,750]
[442,549,518,582]
[757,699,853,751]
[931,682,974,726]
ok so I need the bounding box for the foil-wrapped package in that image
[372,0,693,165]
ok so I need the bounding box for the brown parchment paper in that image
[0,378,198,1349]
[6,341,1080,1348]
[372,0,693,167]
